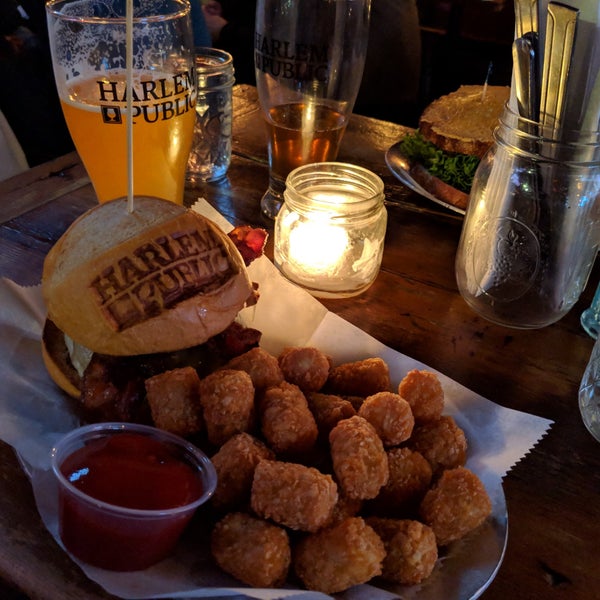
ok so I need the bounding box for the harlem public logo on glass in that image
[97,70,196,125]
[254,33,329,82]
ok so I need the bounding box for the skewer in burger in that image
[41,196,266,423]
[399,84,510,210]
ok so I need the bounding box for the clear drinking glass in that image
[581,276,600,339]
[455,105,600,329]
[254,0,372,219]
[46,0,196,204]
[187,47,235,182]
[579,337,600,443]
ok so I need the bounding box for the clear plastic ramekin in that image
[51,422,216,571]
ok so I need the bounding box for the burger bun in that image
[42,197,254,356]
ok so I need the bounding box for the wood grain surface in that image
[1,85,599,600]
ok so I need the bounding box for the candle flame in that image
[288,220,349,274]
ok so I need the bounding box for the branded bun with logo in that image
[41,196,266,421]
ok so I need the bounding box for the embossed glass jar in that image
[274,162,387,298]
[455,106,600,329]
[187,47,234,182]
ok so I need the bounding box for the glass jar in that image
[579,335,600,443]
[455,105,600,329]
[274,162,387,298]
[187,47,235,182]
[581,277,600,339]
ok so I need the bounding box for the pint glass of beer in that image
[46,0,196,204]
[254,0,371,219]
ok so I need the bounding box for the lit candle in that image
[287,214,349,275]
[274,162,387,298]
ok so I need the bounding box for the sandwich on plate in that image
[398,84,510,211]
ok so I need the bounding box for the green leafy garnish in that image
[399,132,480,193]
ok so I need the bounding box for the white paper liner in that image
[0,200,553,599]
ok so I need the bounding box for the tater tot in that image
[224,347,284,390]
[419,466,492,546]
[326,357,391,397]
[211,512,291,588]
[325,493,363,527]
[198,369,255,446]
[409,415,467,475]
[370,447,433,515]
[259,381,318,455]
[211,433,275,510]
[145,366,203,437]
[329,415,389,500]
[278,346,332,392]
[306,392,357,438]
[358,391,415,446]
[366,517,438,585]
[293,517,385,594]
[251,459,338,532]
[398,369,445,423]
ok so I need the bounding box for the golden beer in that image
[60,72,195,204]
[266,103,346,182]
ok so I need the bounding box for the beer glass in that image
[254,0,372,219]
[46,0,196,204]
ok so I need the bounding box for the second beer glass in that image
[46,0,196,204]
[254,0,371,219]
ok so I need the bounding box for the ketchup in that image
[57,431,205,571]
[60,432,203,510]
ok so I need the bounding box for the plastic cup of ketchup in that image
[51,422,216,571]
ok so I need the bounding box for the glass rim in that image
[194,47,234,62]
[194,47,235,74]
[499,102,600,142]
[283,162,385,213]
[46,0,190,24]
[51,422,216,518]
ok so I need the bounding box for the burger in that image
[41,196,266,422]
[398,84,510,210]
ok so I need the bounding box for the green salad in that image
[399,132,480,193]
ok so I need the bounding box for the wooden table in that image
[1,85,599,600]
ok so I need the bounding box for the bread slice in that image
[419,85,509,158]
[409,163,470,211]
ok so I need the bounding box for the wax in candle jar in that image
[288,219,349,273]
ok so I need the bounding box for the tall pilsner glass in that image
[46,0,196,204]
[254,0,371,219]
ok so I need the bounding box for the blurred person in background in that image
[0,1,211,170]
[202,0,256,86]
[354,0,421,125]
[0,0,74,167]
[202,0,422,126]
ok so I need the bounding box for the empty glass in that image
[187,47,235,182]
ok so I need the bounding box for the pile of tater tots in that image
[144,345,493,594]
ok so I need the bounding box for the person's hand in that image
[202,1,227,42]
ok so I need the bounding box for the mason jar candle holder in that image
[273,162,387,298]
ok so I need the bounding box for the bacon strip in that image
[228,225,268,266]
